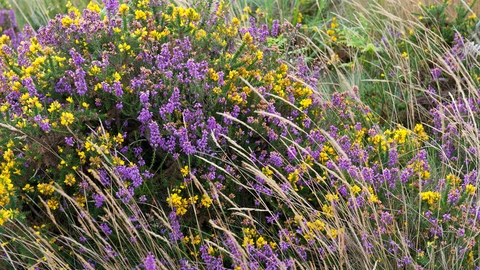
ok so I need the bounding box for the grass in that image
[6,0,92,29]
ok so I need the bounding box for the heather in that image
[1,0,480,269]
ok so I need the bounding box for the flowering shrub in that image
[0,0,320,267]
[0,0,278,219]
[1,0,480,269]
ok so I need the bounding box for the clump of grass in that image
[5,0,92,30]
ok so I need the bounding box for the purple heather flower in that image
[361,167,375,183]
[430,68,442,81]
[139,91,150,105]
[103,0,119,16]
[270,20,279,37]
[286,145,297,161]
[116,187,134,203]
[268,152,284,167]
[74,68,88,95]
[338,185,348,197]
[116,165,143,188]
[22,77,38,96]
[99,223,112,235]
[200,244,225,270]
[98,168,111,186]
[258,23,269,42]
[138,108,153,124]
[55,76,73,94]
[388,148,398,167]
[113,81,123,97]
[447,191,460,205]
[386,239,399,253]
[168,211,183,242]
[92,193,106,208]
[65,136,75,146]
[464,170,477,186]
[147,121,162,149]
[380,211,393,226]
[179,258,197,270]
[33,115,51,133]
[361,234,373,255]
[217,71,225,86]
[338,156,351,170]
[144,252,157,270]
[400,168,413,183]
[0,9,17,29]
[69,48,85,66]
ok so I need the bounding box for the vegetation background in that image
[1,0,480,269]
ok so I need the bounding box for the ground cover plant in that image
[2,0,480,269]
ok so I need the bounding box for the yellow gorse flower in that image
[421,191,440,205]
[119,4,129,15]
[47,197,59,210]
[86,1,101,13]
[180,166,189,177]
[466,184,476,195]
[0,209,12,226]
[135,10,147,21]
[64,173,76,186]
[37,183,55,196]
[243,32,253,43]
[201,194,213,208]
[61,16,73,27]
[60,112,74,126]
[166,193,189,215]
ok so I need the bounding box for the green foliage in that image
[413,0,479,45]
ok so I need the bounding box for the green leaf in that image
[361,43,382,53]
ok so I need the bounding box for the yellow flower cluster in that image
[200,194,213,208]
[242,227,269,248]
[0,146,16,210]
[368,186,379,203]
[60,112,74,126]
[64,173,76,186]
[0,209,12,226]
[80,128,125,168]
[446,173,461,185]
[37,182,55,196]
[166,192,198,215]
[466,184,476,196]
[319,145,336,163]
[420,191,440,205]
[262,166,274,178]
[180,166,189,177]
[413,123,428,142]
[162,5,201,27]
[119,4,129,15]
[307,219,326,232]
[392,128,409,144]
[326,17,339,42]
[287,169,299,184]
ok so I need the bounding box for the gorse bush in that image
[0,0,283,221]
[0,0,320,268]
[2,0,480,269]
